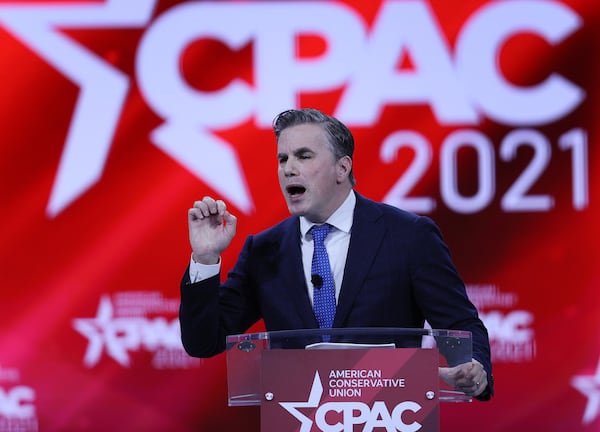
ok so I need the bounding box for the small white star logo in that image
[572,356,600,424]
[279,371,324,432]
[72,296,140,367]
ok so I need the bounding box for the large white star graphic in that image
[0,0,253,217]
[572,356,600,424]
[279,371,324,432]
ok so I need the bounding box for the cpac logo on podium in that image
[281,372,424,432]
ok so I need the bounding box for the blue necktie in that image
[310,224,336,330]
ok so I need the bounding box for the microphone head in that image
[311,274,323,288]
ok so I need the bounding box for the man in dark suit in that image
[180,108,493,400]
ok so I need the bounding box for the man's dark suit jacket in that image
[180,192,493,399]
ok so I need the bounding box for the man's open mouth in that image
[286,185,306,197]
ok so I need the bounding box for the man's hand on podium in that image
[439,359,488,398]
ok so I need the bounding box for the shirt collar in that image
[300,190,356,238]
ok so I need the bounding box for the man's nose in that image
[282,159,298,176]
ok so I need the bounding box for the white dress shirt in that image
[299,191,354,305]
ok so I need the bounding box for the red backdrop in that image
[0,0,598,431]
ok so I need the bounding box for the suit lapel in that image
[334,195,385,327]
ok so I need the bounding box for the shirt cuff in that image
[189,253,220,283]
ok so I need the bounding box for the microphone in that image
[311,274,323,288]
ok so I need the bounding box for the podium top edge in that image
[225,327,471,343]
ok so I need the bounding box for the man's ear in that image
[336,156,352,183]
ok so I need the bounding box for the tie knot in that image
[311,224,331,243]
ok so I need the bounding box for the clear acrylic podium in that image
[226,327,473,407]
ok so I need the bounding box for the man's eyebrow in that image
[277,147,314,159]
[293,147,314,155]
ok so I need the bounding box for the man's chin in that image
[287,206,306,217]
[286,200,308,216]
